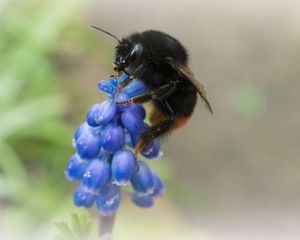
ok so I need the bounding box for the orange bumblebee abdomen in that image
[172,116,190,130]
[149,106,190,131]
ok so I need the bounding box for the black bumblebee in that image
[92,27,213,157]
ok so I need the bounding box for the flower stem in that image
[99,214,116,239]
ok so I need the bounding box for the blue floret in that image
[96,183,121,216]
[65,73,165,216]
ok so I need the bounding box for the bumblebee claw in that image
[134,158,140,172]
[115,100,131,105]
[116,83,125,94]
[116,86,121,94]
[133,148,140,171]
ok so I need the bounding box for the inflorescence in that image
[65,73,164,216]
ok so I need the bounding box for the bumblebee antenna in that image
[91,26,121,43]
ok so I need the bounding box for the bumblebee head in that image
[114,42,143,73]
[90,26,143,74]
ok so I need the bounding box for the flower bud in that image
[114,92,130,109]
[131,160,154,194]
[96,183,121,216]
[141,138,161,159]
[121,107,144,134]
[82,159,110,191]
[128,128,161,159]
[76,131,101,159]
[119,72,128,83]
[122,79,147,97]
[130,104,146,120]
[131,192,154,208]
[98,80,114,94]
[73,183,95,208]
[111,150,135,185]
[151,170,164,197]
[64,154,89,181]
[100,123,125,153]
[86,101,116,127]
[109,76,118,88]
[74,122,90,141]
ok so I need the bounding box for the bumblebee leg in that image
[116,75,134,93]
[117,63,145,93]
[135,98,175,156]
[153,80,178,100]
[115,80,178,105]
[134,118,175,158]
[115,92,152,105]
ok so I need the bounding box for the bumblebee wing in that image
[170,61,213,114]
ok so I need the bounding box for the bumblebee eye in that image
[114,43,142,71]
[126,43,142,63]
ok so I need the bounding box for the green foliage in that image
[55,212,92,240]
[0,0,83,227]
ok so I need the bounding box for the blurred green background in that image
[1,0,300,240]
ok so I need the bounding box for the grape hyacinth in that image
[65,73,165,216]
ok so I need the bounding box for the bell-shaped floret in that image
[128,128,161,159]
[131,160,154,194]
[122,79,147,98]
[121,107,144,134]
[114,92,130,109]
[109,76,118,88]
[76,131,102,159]
[86,101,116,127]
[118,72,128,83]
[151,170,164,197]
[82,159,110,191]
[64,154,89,181]
[96,183,121,216]
[98,80,115,94]
[73,183,96,208]
[130,104,146,120]
[74,122,90,141]
[111,150,135,185]
[100,123,125,153]
[141,138,161,159]
[131,192,154,208]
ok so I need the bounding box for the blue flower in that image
[118,72,128,83]
[76,131,102,159]
[100,123,125,153]
[141,138,161,159]
[98,80,115,94]
[127,124,147,147]
[121,107,144,134]
[108,76,118,88]
[74,122,103,142]
[82,159,110,191]
[131,160,154,194]
[111,150,135,185]
[122,79,147,97]
[131,192,154,208]
[74,122,90,141]
[66,72,166,215]
[73,183,96,208]
[96,183,121,216]
[86,101,116,127]
[128,127,161,159]
[64,154,89,181]
[129,104,146,120]
[151,170,164,197]
[114,92,130,109]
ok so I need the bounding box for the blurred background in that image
[0,0,300,239]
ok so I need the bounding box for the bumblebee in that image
[92,27,213,157]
